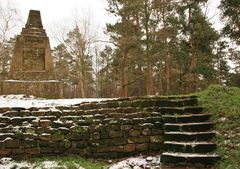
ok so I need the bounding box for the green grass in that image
[197,84,240,116]
[25,156,110,169]
[197,84,240,169]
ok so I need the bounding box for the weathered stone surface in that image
[23,133,39,140]
[132,118,145,124]
[58,127,69,135]
[100,132,109,139]
[150,136,162,143]
[0,107,11,114]
[39,115,57,121]
[0,117,11,123]
[1,10,63,98]
[96,146,109,153]
[19,110,31,116]
[0,141,4,148]
[74,141,88,148]
[39,120,51,128]
[25,148,40,155]
[90,132,101,140]
[12,149,24,155]
[109,130,123,138]
[109,113,126,119]
[109,146,124,152]
[110,124,121,131]
[2,111,18,117]
[23,139,39,148]
[119,101,133,107]
[31,110,46,116]
[39,140,48,147]
[48,110,62,117]
[152,129,164,135]
[142,128,152,136]
[128,137,150,144]
[60,139,71,149]
[121,125,132,131]
[94,124,105,132]
[136,143,149,151]
[40,148,54,154]
[4,138,19,148]
[51,133,64,141]
[129,130,141,137]
[70,126,89,133]
[124,144,136,152]
[94,114,106,119]
[0,149,11,156]
[0,123,8,128]
[113,138,127,146]
[39,133,51,141]
[11,117,35,125]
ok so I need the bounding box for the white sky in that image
[14,0,112,28]
[1,0,223,46]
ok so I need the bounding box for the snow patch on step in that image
[162,152,219,157]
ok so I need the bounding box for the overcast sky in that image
[1,0,222,45]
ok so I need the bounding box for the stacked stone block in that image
[0,96,198,159]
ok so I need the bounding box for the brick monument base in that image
[1,80,63,99]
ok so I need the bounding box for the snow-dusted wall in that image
[0,96,197,159]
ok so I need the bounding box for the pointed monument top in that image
[26,10,43,28]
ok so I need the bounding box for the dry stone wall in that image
[0,96,197,159]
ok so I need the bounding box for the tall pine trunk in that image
[158,61,163,95]
[166,61,171,95]
[162,5,171,96]
[145,0,153,96]
[120,51,128,97]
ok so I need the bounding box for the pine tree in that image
[219,0,240,44]
[176,0,218,92]
[106,0,143,97]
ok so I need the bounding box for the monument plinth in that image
[1,10,63,98]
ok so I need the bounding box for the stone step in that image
[156,98,198,107]
[164,122,214,132]
[163,141,217,153]
[161,152,220,165]
[162,113,212,123]
[161,107,203,115]
[164,131,216,142]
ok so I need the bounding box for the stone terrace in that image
[0,96,200,159]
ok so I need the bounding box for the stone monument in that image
[0,10,63,98]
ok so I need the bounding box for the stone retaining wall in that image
[0,96,197,159]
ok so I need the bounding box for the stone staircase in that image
[161,99,219,166]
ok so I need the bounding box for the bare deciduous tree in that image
[50,11,99,98]
[0,1,21,77]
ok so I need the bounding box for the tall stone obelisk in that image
[10,10,54,80]
[1,10,63,98]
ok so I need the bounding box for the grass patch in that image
[25,155,110,169]
[197,84,240,116]
[197,84,240,169]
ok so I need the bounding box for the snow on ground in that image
[0,158,85,169]
[109,155,161,169]
[0,94,112,108]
